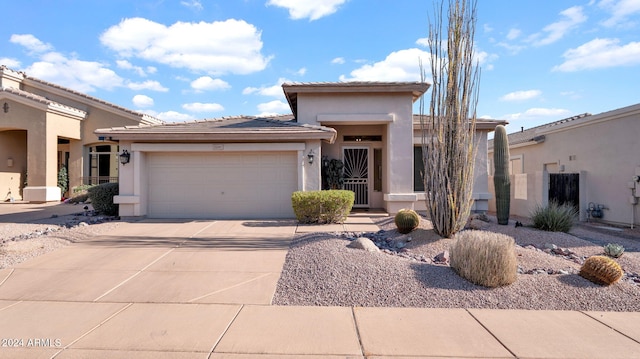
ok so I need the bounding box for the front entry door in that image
[343,147,369,207]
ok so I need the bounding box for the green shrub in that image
[57,167,68,196]
[73,184,96,194]
[530,200,577,232]
[87,183,119,216]
[579,255,623,286]
[450,230,518,288]
[394,209,420,234]
[603,243,625,258]
[291,190,354,224]
[67,193,90,204]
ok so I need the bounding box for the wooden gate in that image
[549,173,579,209]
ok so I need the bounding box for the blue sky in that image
[2,0,639,132]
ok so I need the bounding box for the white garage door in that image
[147,152,298,219]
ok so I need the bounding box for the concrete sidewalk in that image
[0,217,639,358]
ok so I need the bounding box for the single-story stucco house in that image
[0,66,163,203]
[488,102,640,227]
[97,81,505,219]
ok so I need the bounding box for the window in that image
[414,146,425,192]
[88,145,118,184]
[373,148,382,191]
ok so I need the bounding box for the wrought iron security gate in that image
[343,147,369,207]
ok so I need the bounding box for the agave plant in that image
[604,243,625,258]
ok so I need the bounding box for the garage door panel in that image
[147,152,297,219]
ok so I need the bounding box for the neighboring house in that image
[487,103,640,227]
[0,66,162,203]
[97,81,504,219]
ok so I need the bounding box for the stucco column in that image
[68,140,84,192]
[23,128,61,202]
[383,106,417,213]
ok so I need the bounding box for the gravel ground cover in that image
[0,212,121,269]
[273,215,640,311]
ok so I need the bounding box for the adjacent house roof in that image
[96,115,338,143]
[283,82,430,118]
[0,86,87,119]
[0,65,162,125]
[488,113,592,150]
[412,115,507,131]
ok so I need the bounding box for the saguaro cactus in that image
[493,125,511,225]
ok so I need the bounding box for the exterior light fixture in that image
[307,149,315,164]
[7,158,13,167]
[3,102,8,113]
[119,150,130,165]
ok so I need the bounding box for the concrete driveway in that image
[0,219,300,358]
[2,216,640,359]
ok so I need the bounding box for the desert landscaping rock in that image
[274,215,640,311]
[0,213,121,269]
[347,237,380,252]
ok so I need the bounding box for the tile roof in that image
[412,114,507,130]
[96,115,337,142]
[488,113,592,149]
[1,86,87,117]
[23,76,163,125]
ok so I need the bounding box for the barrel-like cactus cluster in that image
[579,255,624,286]
[394,209,421,234]
[493,125,511,225]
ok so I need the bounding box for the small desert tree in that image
[422,0,480,238]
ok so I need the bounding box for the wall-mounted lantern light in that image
[3,102,9,113]
[119,150,130,165]
[7,158,13,167]
[307,149,315,164]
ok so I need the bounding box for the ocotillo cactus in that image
[493,125,511,225]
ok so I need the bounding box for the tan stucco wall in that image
[413,129,492,213]
[0,130,27,200]
[1,80,156,201]
[488,105,640,226]
[296,92,416,213]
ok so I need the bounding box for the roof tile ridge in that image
[24,75,163,123]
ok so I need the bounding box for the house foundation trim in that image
[384,193,419,214]
[23,186,61,203]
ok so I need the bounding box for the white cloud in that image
[483,24,494,33]
[331,57,346,64]
[116,59,156,77]
[24,55,124,93]
[266,0,347,21]
[100,18,271,75]
[503,108,571,122]
[500,90,542,101]
[182,102,224,112]
[599,0,640,27]
[474,50,498,71]
[10,34,53,53]
[181,0,203,11]
[0,58,21,68]
[127,80,169,92]
[528,6,587,46]
[339,48,430,82]
[149,110,196,122]
[190,76,231,92]
[257,100,291,116]
[506,28,521,40]
[243,78,288,97]
[295,67,307,76]
[553,38,640,71]
[416,38,429,47]
[11,34,168,93]
[132,94,154,107]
